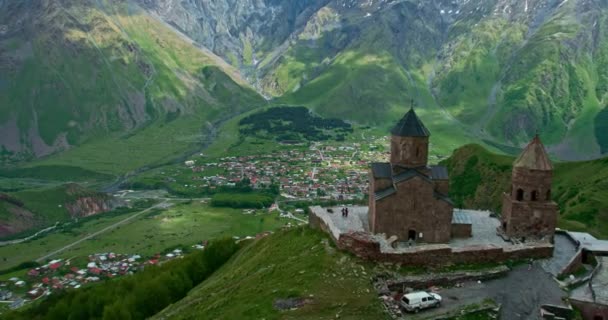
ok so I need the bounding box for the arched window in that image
[416,147,420,157]
[516,189,524,201]
[546,189,551,200]
[531,190,539,201]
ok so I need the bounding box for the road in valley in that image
[35,201,173,263]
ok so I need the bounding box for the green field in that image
[153,227,384,320]
[0,202,291,271]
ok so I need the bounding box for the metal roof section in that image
[430,165,449,180]
[514,135,553,171]
[375,187,397,201]
[371,162,392,179]
[390,107,431,137]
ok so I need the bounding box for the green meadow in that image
[0,202,290,271]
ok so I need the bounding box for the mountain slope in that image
[144,0,608,160]
[153,228,383,320]
[0,0,264,172]
[0,183,124,238]
[442,144,608,238]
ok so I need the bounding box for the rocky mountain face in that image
[62,183,125,218]
[0,0,263,164]
[0,183,125,238]
[143,0,608,160]
[1,0,606,164]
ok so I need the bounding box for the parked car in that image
[400,291,442,313]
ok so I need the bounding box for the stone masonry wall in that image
[390,136,429,168]
[374,177,452,243]
[502,193,558,239]
[558,249,584,277]
[333,232,553,267]
[451,223,472,238]
[570,300,608,320]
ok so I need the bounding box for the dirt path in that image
[35,201,172,263]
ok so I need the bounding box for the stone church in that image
[501,135,558,240]
[368,108,454,243]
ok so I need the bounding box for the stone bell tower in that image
[390,107,430,171]
[501,135,558,241]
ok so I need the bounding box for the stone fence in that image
[310,214,553,267]
[336,232,553,267]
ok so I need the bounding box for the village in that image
[0,247,195,312]
[0,225,283,314]
[168,138,446,202]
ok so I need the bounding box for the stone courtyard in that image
[311,206,530,251]
[309,205,554,267]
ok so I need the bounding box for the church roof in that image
[513,135,553,171]
[391,107,430,137]
[375,187,396,201]
[430,165,449,180]
[434,191,454,205]
[371,163,392,179]
[393,169,432,184]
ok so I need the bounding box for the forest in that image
[239,106,353,142]
[210,192,275,209]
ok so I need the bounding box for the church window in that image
[416,147,420,157]
[516,189,524,201]
[531,190,539,201]
[546,189,551,200]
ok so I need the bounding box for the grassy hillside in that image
[442,144,608,238]
[153,227,384,320]
[0,183,120,239]
[0,201,287,274]
[0,0,263,174]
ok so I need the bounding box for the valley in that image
[1,0,608,319]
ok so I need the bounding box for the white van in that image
[400,291,442,313]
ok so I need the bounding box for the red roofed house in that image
[89,268,102,275]
[27,269,40,277]
[49,262,62,271]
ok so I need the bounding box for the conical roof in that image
[513,135,553,171]
[391,107,430,137]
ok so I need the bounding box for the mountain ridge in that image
[0,0,264,170]
[142,0,608,160]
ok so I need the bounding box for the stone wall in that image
[383,266,509,291]
[569,300,608,320]
[502,193,558,239]
[333,232,553,267]
[373,177,453,243]
[502,165,559,240]
[308,208,340,242]
[451,223,472,238]
[390,135,428,168]
[435,180,449,195]
[558,249,584,277]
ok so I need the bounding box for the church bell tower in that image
[390,107,430,170]
[501,135,558,240]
